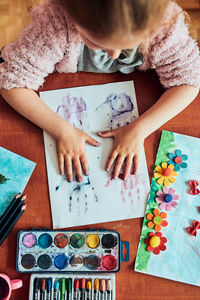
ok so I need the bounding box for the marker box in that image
[29,273,115,300]
[17,230,129,273]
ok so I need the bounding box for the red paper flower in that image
[188,180,200,195]
[187,220,200,236]
[144,232,167,255]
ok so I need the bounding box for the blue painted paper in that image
[0,147,36,216]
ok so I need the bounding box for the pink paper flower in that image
[155,187,179,211]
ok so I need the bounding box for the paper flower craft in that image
[188,180,200,195]
[156,187,179,211]
[146,208,168,231]
[187,220,200,236]
[154,163,177,186]
[145,232,167,255]
[168,150,188,171]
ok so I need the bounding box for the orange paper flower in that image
[146,208,168,231]
[154,163,177,186]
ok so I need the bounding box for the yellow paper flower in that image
[154,163,177,186]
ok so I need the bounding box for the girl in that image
[0,0,200,182]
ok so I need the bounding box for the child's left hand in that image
[98,122,144,179]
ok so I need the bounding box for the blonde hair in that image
[62,0,171,38]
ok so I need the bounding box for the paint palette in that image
[29,273,115,300]
[17,230,123,273]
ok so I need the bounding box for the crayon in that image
[100,279,106,300]
[86,281,91,300]
[106,280,112,300]
[61,278,66,300]
[46,278,52,300]
[40,278,46,300]
[0,193,21,227]
[0,203,27,246]
[94,279,99,300]
[66,278,72,300]
[73,279,79,300]
[53,280,60,300]
[80,278,85,300]
[0,194,26,234]
[33,278,40,300]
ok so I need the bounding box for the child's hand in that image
[57,126,100,182]
[98,123,144,180]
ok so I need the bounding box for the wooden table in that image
[1,70,200,300]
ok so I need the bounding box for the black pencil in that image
[0,203,27,246]
[0,195,26,234]
[0,193,22,227]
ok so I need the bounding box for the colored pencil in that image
[33,278,40,300]
[61,278,66,300]
[53,280,60,300]
[0,194,26,234]
[0,193,21,226]
[40,278,46,300]
[106,280,112,300]
[94,279,99,300]
[73,279,79,300]
[66,278,72,300]
[100,280,106,300]
[0,203,27,246]
[46,278,52,300]
[86,281,91,300]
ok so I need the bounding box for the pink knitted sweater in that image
[0,0,200,90]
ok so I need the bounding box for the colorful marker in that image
[73,279,79,300]
[86,281,92,300]
[61,278,66,300]
[41,278,46,300]
[106,279,112,300]
[53,280,60,300]
[46,278,52,300]
[33,278,40,300]
[80,278,85,300]
[94,279,99,300]
[100,279,106,300]
[66,278,72,300]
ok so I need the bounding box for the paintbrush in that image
[0,195,26,234]
[0,203,27,246]
[0,193,22,227]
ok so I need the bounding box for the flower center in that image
[174,156,182,164]
[164,194,173,203]
[162,168,172,177]
[149,236,161,248]
[153,216,161,225]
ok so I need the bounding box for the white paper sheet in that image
[40,81,150,228]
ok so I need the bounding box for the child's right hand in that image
[57,126,100,182]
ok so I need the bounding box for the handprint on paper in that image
[55,175,98,215]
[95,92,135,130]
[55,93,98,214]
[56,93,88,131]
[97,92,146,207]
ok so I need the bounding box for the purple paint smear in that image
[56,93,88,130]
[55,92,98,215]
[96,92,135,129]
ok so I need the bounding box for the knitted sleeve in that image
[138,3,200,89]
[0,1,68,90]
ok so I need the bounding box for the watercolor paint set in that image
[29,273,115,300]
[17,230,128,273]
